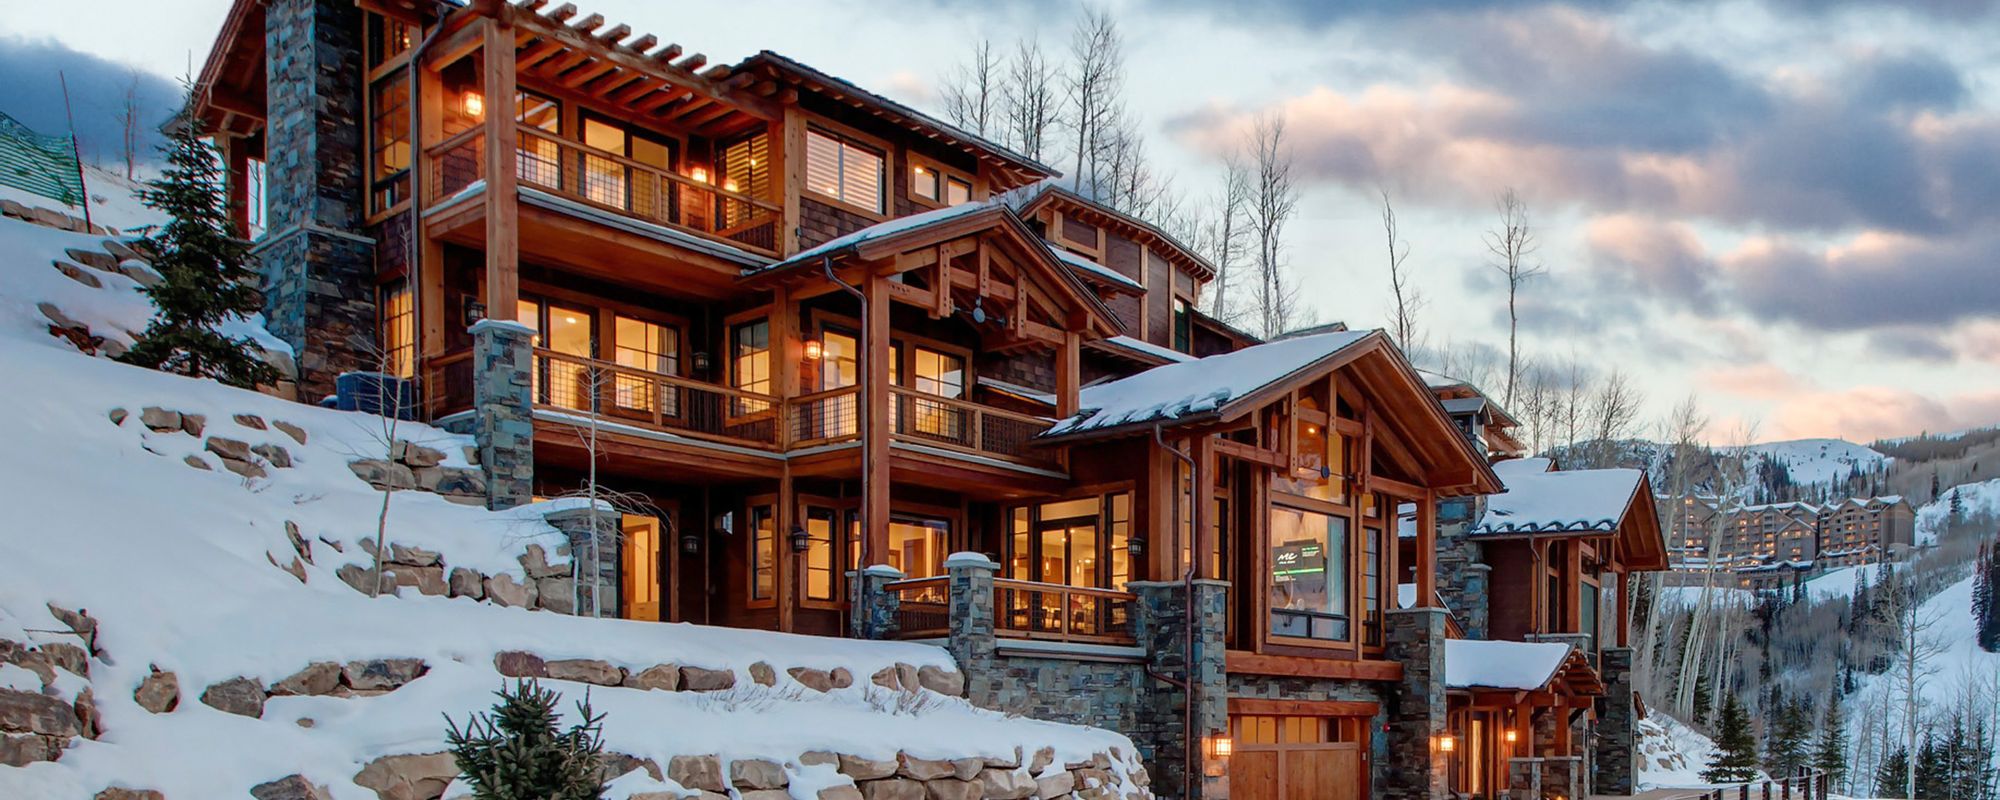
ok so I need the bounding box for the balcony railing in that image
[530,349,780,448]
[423,125,782,256]
[888,386,1056,465]
[421,351,1056,468]
[887,576,950,639]
[993,579,1136,645]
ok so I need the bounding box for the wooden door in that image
[1230,715,1366,800]
[622,514,663,621]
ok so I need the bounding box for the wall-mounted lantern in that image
[1127,535,1146,557]
[803,338,824,361]
[463,300,487,327]
[1436,734,1456,753]
[790,524,812,553]
[462,90,485,118]
[1202,734,1233,777]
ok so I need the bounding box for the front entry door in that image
[1229,715,1366,800]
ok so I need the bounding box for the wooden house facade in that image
[191,2,1664,799]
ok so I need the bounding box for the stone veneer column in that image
[259,0,378,400]
[944,553,999,703]
[1383,607,1449,800]
[1131,579,1229,800]
[1593,647,1638,796]
[847,565,904,640]
[1434,498,1489,639]
[544,505,622,618]
[471,320,535,509]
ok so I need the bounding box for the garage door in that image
[1229,715,1366,800]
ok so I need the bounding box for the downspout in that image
[821,255,870,572]
[406,12,450,419]
[1154,422,1202,800]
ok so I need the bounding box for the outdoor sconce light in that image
[681,528,701,555]
[1202,734,1233,775]
[803,338,824,361]
[463,300,486,327]
[1127,535,1146,557]
[690,166,711,184]
[1437,734,1456,753]
[692,351,712,374]
[789,524,812,553]
[1505,729,1519,745]
[462,90,485,118]
[724,179,740,193]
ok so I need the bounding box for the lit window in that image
[750,505,775,601]
[379,281,414,378]
[613,316,679,414]
[805,129,885,213]
[945,176,972,206]
[369,78,410,212]
[1269,506,1350,641]
[804,506,844,602]
[912,164,940,202]
[1173,297,1192,353]
[731,320,772,415]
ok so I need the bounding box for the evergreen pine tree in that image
[1766,698,1811,777]
[445,679,607,800]
[1876,747,1910,800]
[1693,672,1714,727]
[116,86,278,390]
[1915,730,1948,800]
[1812,700,1849,793]
[1976,540,1994,653]
[1950,487,1965,520]
[1704,694,1761,783]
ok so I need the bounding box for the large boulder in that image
[139,406,181,431]
[388,543,441,567]
[668,755,726,792]
[134,669,178,713]
[392,565,448,596]
[789,666,834,692]
[353,752,458,800]
[925,779,982,800]
[519,545,569,579]
[251,774,332,800]
[204,436,254,461]
[627,663,679,691]
[839,754,900,781]
[978,770,1038,800]
[271,662,342,696]
[344,658,427,692]
[535,577,577,614]
[679,666,735,692]
[39,642,88,678]
[749,661,776,686]
[492,651,548,678]
[0,732,62,766]
[860,778,927,800]
[93,788,165,800]
[899,754,957,781]
[731,758,788,789]
[483,573,537,608]
[447,567,484,599]
[348,459,417,490]
[198,677,267,718]
[546,658,624,686]
[1035,771,1076,799]
[916,665,964,696]
[0,689,79,736]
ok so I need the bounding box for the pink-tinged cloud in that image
[1765,386,2000,442]
[1698,362,1811,401]
[1584,214,1717,306]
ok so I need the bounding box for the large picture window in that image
[731,319,772,416]
[1001,493,1134,640]
[805,129,885,214]
[613,315,679,415]
[1269,505,1350,641]
[369,77,410,213]
[378,280,414,379]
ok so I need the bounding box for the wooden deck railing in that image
[993,579,1136,645]
[1656,766,1831,800]
[886,576,951,639]
[530,349,780,448]
[416,350,1058,466]
[422,126,782,256]
[888,386,1056,466]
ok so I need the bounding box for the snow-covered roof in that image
[750,200,996,275]
[1043,330,1374,439]
[1440,396,1487,416]
[1472,460,1646,536]
[978,376,1056,407]
[1048,246,1142,291]
[1444,639,1576,690]
[1099,335,1195,364]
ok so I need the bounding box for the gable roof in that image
[740,201,1120,338]
[737,51,1057,188]
[1475,459,1669,570]
[1040,329,1501,495]
[1001,181,1216,281]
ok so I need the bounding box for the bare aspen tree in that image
[1380,189,1423,351]
[1585,368,1641,467]
[1675,419,1757,719]
[1003,37,1060,162]
[1206,154,1251,323]
[1883,579,1946,799]
[119,69,142,181]
[1484,188,1544,408]
[940,39,1003,140]
[1064,7,1123,198]
[1640,395,1708,700]
[1249,112,1301,339]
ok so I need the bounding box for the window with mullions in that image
[731,319,772,416]
[369,77,410,213]
[378,281,414,379]
[1362,525,1383,646]
[612,316,679,415]
[1270,505,1350,641]
[750,504,775,602]
[802,506,856,603]
[1173,297,1192,353]
[367,14,414,70]
[1002,493,1132,638]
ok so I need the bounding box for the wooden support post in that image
[222,134,251,238]
[777,465,794,633]
[1056,330,1080,418]
[481,17,520,320]
[1565,541,1584,632]
[1193,435,1215,580]
[777,108,804,257]
[861,274,891,570]
[1416,490,1437,607]
[417,54,447,359]
[1616,568,1631,647]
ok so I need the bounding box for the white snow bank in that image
[1918,477,2000,545]
[0,163,168,233]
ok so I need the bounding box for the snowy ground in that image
[0,193,1143,797]
[1636,713,1734,791]
[1731,438,1889,489]
[0,163,167,234]
[1917,477,2000,545]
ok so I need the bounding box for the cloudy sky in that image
[2,0,1996,444]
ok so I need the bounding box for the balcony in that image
[421,351,1059,469]
[425,124,781,258]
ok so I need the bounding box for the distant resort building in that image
[1661,494,1914,590]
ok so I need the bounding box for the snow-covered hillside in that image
[0,197,1146,796]
[1636,713,1737,790]
[0,163,168,234]
[1918,478,2000,545]
[1732,438,1889,489]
